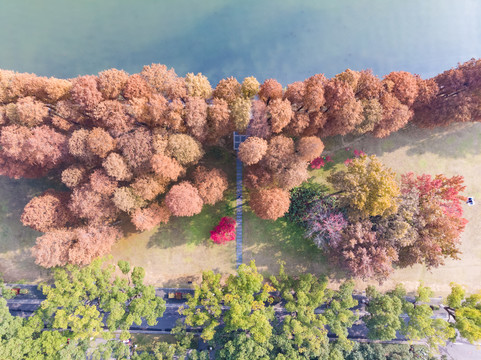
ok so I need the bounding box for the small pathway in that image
[233,132,248,269]
[235,157,243,268]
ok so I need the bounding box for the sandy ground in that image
[108,226,236,287]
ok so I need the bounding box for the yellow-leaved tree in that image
[327,154,400,219]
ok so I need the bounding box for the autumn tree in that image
[262,135,295,174]
[284,81,305,108]
[118,128,153,173]
[102,152,132,181]
[207,98,231,142]
[327,155,400,219]
[32,225,122,267]
[397,173,468,268]
[275,159,309,190]
[166,134,204,165]
[87,127,116,158]
[246,100,271,139]
[98,68,129,100]
[150,153,183,181]
[70,75,102,112]
[304,198,348,250]
[9,96,49,127]
[244,164,273,190]
[89,169,118,195]
[1,125,68,170]
[303,74,327,112]
[113,186,144,213]
[356,69,383,100]
[241,76,260,99]
[185,72,212,99]
[185,96,208,142]
[69,184,119,223]
[383,71,419,106]
[130,203,170,231]
[192,166,228,205]
[322,78,363,137]
[238,136,268,165]
[354,98,383,135]
[93,100,133,136]
[165,181,204,217]
[61,165,86,188]
[268,98,292,133]
[373,190,420,250]
[131,174,166,201]
[295,136,324,162]
[140,63,187,100]
[258,79,283,103]
[373,92,413,138]
[330,221,397,280]
[123,74,151,100]
[210,217,236,244]
[249,187,290,220]
[213,76,241,104]
[21,190,73,232]
[230,97,251,132]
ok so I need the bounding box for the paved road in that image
[5,284,481,357]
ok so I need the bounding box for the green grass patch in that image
[244,210,324,261]
[130,334,176,352]
[147,192,236,249]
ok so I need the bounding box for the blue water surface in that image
[0,0,480,84]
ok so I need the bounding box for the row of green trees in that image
[2,259,480,359]
[177,261,480,359]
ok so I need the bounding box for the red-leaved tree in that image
[210,217,236,244]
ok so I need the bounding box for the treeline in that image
[3,260,480,359]
[177,261,480,360]
[0,59,480,267]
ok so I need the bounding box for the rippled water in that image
[1,0,480,84]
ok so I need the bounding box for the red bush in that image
[210,217,236,244]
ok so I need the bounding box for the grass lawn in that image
[130,334,177,352]
[0,177,58,284]
[345,122,481,295]
[108,146,238,286]
[108,197,237,286]
[245,122,481,295]
[1,124,480,295]
[243,209,335,280]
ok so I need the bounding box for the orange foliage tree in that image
[0,59,479,267]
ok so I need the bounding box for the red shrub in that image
[210,217,236,244]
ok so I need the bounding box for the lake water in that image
[0,0,480,85]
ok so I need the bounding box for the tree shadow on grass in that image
[324,122,481,160]
[146,198,236,249]
[243,210,353,283]
[0,176,59,282]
